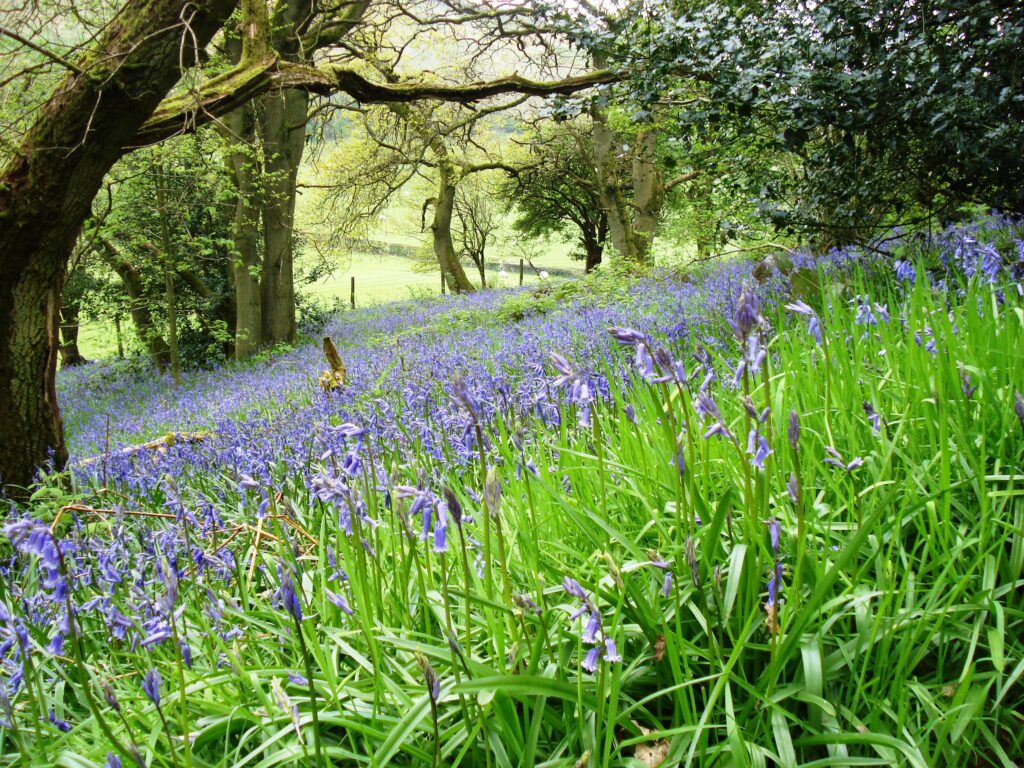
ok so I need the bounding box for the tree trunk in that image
[155,163,182,384]
[260,87,307,344]
[590,104,636,261]
[582,230,604,273]
[97,241,172,369]
[432,165,476,293]
[225,103,263,359]
[631,129,662,263]
[0,0,235,492]
[59,299,89,367]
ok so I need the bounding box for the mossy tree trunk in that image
[225,102,263,359]
[260,87,307,344]
[0,0,236,493]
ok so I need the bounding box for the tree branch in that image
[136,61,618,144]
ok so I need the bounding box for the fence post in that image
[350,276,356,309]
[519,258,524,286]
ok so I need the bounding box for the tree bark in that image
[260,87,307,344]
[631,129,662,263]
[590,104,636,261]
[225,103,263,359]
[0,0,235,491]
[431,165,476,293]
[58,299,89,367]
[97,241,172,369]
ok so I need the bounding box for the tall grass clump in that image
[1,217,1022,766]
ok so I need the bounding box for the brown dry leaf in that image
[653,635,666,662]
[633,721,670,767]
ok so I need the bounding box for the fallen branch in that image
[79,431,213,466]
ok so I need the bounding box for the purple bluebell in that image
[106,753,122,768]
[788,410,800,451]
[824,447,864,473]
[767,518,781,555]
[48,708,71,732]
[581,645,602,673]
[863,402,882,434]
[730,285,762,339]
[433,501,449,553]
[604,638,621,663]
[608,326,648,346]
[894,259,916,282]
[326,590,354,615]
[562,577,587,601]
[1015,391,1024,435]
[287,671,308,686]
[749,432,772,470]
[142,668,161,706]
[582,611,601,644]
[277,563,303,623]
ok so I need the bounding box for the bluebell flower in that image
[894,259,916,282]
[48,708,71,732]
[824,447,864,473]
[788,410,800,451]
[604,638,621,663]
[277,563,303,623]
[581,645,602,673]
[767,518,781,555]
[608,326,648,346]
[105,752,122,768]
[748,430,772,470]
[326,590,354,615]
[142,668,161,706]
[287,671,308,686]
[863,402,882,434]
[433,501,449,553]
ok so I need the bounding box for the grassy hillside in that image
[4,216,1023,767]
